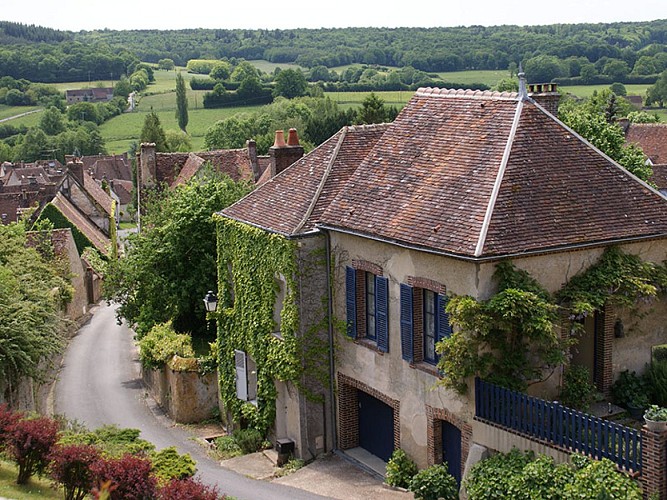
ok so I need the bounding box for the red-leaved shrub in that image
[157,477,222,500]
[91,453,157,500]
[48,444,101,500]
[0,403,22,450]
[6,415,60,484]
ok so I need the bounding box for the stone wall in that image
[142,362,219,424]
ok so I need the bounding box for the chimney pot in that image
[287,128,300,146]
[273,130,286,148]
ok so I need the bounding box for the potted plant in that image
[626,393,650,420]
[644,405,667,431]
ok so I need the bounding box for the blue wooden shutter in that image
[400,284,414,362]
[376,276,389,353]
[345,266,356,339]
[436,293,452,343]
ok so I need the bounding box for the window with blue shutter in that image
[400,284,414,362]
[435,293,452,365]
[345,266,356,339]
[376,276,389,353]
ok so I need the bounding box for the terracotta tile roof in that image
[51,193,111,256]
[83,171,113,216]
[111,179,134,205]
[221,87,667,258]
[318,88,667,258]
[84,154,132,182]
[172,153,205,187]
[625,123,667,165]
[152,149,255,188]
[221,125,390,235]
[650,164,667,191]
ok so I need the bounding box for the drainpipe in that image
[324,229,339,452]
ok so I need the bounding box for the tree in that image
[165,130,192,152]
[39,106,65,135]
[209,61,231,81]
[524,55,567,83]
[0,222,68,389]
[609,82,627,96]
[13,127,50,162]
[158,58,175,71]
[273,69,308,99]
[645,69,667,108]
[113,77,132,98]
[175,72,188,133]
[230,61,260,82]
[602,59,630,80]
[139,111,167,152]
[67,102,100,124]
[106,168,252,337]
[356,92,390,124]
[236,77,263,99]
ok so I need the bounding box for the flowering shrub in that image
[6,415,60,484]
[91,453,157,500]
[157,477,222,500]
[48,444,101,500]
[0,403,22,450]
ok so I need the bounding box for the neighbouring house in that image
[625,122,667,195]
[65,87,114,104]
[216,76,667,496]
[0,164,60,224]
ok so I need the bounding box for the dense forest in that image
[0,20,666,83]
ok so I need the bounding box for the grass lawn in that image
[248,60,302,73]
[0,105,41,121]
[435,69,508,86]
[0,460,62,499]
[560,84,651,99]
[325,90,413,111]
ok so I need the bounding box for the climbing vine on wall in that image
[215,218,301,434]
[438,247,667,394]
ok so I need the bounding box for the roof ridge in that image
[292,127,349,234]
[415,86,519,101]
[474,99,524,257]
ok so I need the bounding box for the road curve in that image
[55,302,327,500]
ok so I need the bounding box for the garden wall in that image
[142,360,219,424]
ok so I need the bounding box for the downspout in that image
[324,228,339,452]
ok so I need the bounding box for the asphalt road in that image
[55,302,327,500]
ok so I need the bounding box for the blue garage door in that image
[358,390,394,462]
[442,420,462,485]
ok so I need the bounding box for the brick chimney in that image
[269,129,304,178]
[66,159,84,185]
[528,83,560,116]
[246,139,261,182]
[138,143,157,188]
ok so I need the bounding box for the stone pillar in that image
[640,426,667,499]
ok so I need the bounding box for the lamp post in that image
[203,291,218,338]
[203,290,218,313]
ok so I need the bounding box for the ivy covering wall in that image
[215,217,301,434]
[37,203,96,255]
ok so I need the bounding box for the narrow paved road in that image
[0,108,42,123]
[55,302,327,500]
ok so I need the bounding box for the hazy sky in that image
[3,0,666,31]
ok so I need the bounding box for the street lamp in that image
[203,291,218,313]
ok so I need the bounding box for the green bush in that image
[611,370,652,408]
[385,449,418,489]
[652,344,667,363]
[409,463,458,500]
[213,435,242,459]
[138,321,195,368]
[150,446,196,481]
[560,365,596,410]
[58,424,155,457]
[647,360,667,406]
[232,428,264,454]
[464,449,641,499]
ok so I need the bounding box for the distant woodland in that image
[0,19,666,83]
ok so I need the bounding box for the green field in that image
[560,84,651,99]
[247,60,302,74]
[435,70,508,86]
[0,105,41,121]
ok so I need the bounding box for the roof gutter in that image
[214,212,321,240]
[317,223,667,264]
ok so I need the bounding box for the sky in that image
[2,0,666,31]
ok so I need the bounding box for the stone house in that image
[217,80,667,492]
[65,87,114,104]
